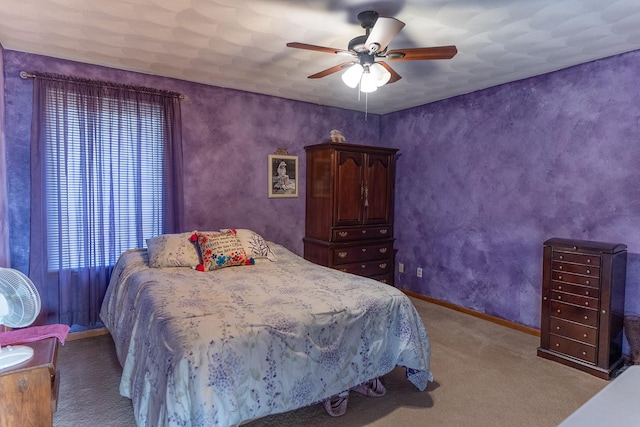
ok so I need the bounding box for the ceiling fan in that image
[286,10,457,93]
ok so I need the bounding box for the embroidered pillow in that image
[221,229,277,261]
[190,231,254,271]
[146,232,200,268]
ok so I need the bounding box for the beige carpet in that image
[53,298,607,426]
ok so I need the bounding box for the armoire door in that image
[364,152,394,225]
[334,150,365,226]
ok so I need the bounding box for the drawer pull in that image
[583,334,588,338]
[586,269,591,274]
[558,285,562,290]
[338,232,348,237]
[379,248,388,254]
[559,255,564,260]
[584,315,588,320]
[338,251,348,258]
[557,295,562,300]
[585,291,589,296]
[557,309,561,313]
[582,351,587,356]
[556,343,560,347]
[543,296,548,300]
[587,259,591,264]
[361,248,367,253]
[602,309,606,314]
[559,265,563,270]
[379,229,388,235]
[378,263,387,269]
[585,302,589,306]
[556,326,560,330]
[585,280,590,285]
[361,265,366,269]
[558,275,563,280]
[362,230,367,234]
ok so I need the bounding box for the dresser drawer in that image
[552,261,600,277]
[550,281,598,298]
[549,317,597,346]
[553,251,601,267]
[551,271,599,288]
[549,334,597,364]
[550,301,598,327]
[333,226,391,241]
[332,242,393,265]
[335,259,391,277]
[550,290,598,309]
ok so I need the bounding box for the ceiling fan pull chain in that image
[365,92,368,121]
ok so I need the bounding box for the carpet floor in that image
[53,297,607,426]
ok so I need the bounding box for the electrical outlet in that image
[417,267,423,278]
[398,263,404,273]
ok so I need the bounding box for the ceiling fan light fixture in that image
[360,70,378,93]
[342,63,364,88]
[369,63,391,87]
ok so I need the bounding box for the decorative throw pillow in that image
[190,231,254,271]
[146,232,200,268]
[221,229,277,261]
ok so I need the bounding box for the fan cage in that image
[0,268,41,328]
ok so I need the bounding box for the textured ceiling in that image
[1,0,640,114]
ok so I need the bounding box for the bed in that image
[100,230,432,427]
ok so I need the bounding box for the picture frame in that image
[268,154,298,198]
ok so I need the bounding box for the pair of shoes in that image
[322,392,349,417]
[351,377,387,397]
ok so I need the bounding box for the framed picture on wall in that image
[268,154,298,198]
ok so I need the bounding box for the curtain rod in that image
[19,71,187,100]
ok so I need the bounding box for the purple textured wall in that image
[0,43,9,267]
[4,48,640,334]
[383,49,640,328]
[3,50,380,273]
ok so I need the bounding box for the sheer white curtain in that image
[28,73,184,326]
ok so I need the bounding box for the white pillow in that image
[221,229,277,261]
[146,232,200,268]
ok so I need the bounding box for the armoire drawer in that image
[548,334,597,364]
[552,261,600,277]
[549,317,597,346]
[335,259,392,277]
[550,301,598,327]
[332,226,392,242]
[550,290,598,309]
[553,251,601,267]
[551,271,599,288]
[550,281,599,298]
[332,242,393,265]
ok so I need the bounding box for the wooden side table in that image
[0,338,59,427]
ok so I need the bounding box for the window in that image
[28,73,182,326]
[44,88,168,270]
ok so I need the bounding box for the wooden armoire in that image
[303,142,398,284]
[537,238,627,379]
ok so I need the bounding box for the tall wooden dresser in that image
[303,142,398,284]
[537,238,627,379]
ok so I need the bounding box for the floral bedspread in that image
[100,243,432,427]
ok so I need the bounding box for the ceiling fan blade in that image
[308,62,356,79]
[286,42,353,56]
[365,17,405,54]
[378,61,402,83]
[386,45,458,61]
